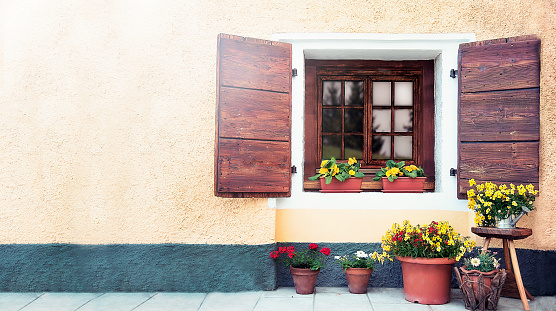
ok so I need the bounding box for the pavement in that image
[0,287,554,311]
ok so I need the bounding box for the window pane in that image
[345,135,363,159]
[345,109,363,133]
[372,109,391,133]
[372,82,391,106]
[394,82,413,106]
[323,81,341,106]
[394,136,412,159]
[372,136,391,159]
[345,81,364,107]
[323,109,341,132]
[394,109,413,132]
[322,135,341,159]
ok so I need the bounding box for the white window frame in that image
[269,33,475,211]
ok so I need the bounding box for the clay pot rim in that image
[396,256,457,265]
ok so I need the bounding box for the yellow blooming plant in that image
[467,179,538,227]
[372,160,425,182]
[308,157,364,184]
[381,220,475,260]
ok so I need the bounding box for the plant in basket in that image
[270,243,331,294]
[308,157,365,192]
[372,160,426,192]
[456,249,507,310]
[381,220,475,304]
[335,250,391,294]
[466,179,538,227]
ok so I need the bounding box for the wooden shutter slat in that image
[219,87,290,141]
[459,40,540,93]
[457,36,540,199]
[215,34,292,198]
[459,89,540,141]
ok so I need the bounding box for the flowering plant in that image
[270,243,331,270]
[335,250,391,271]
[466,179,538,227]
[463,249,501,273]
[308,157,364,184]
[372,160,425,182]
[381,220,475,261]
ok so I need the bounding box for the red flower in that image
[309,243,318,250]
[278,247,287,253]
[288,252,295,258]
[270,251,279,259]
[320,247,331,256]
[287,246,295,253]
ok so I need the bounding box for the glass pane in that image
[372,136,391,159]
[323,81,341,106]
[345,135,363,159]
[394,136,412,159]
[372,109,391,133]
[372,82,391,106]
[394,82,413,106]
[345,81,364,107]
[344,109,363,133]
[394,109,413,132]
[323,109,341,132]
[322,135,341,159]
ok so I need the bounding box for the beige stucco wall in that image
[1,1,554,249]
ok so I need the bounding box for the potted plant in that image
[456,249,507,310]
[308,157,364,192]
[372,160,426,193]
[270,243,331,294]
[335,250,390,294]
[466,179,538,228]
[382,220,475,305]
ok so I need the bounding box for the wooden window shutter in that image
[457,35,540,198]
[215,34,292,198]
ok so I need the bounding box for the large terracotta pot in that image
[344,267,373,294]
[319,177,362,193]
[381,177,426,193]
[460,266,500,304]
[289,266,320,294]
[397,256,456,305]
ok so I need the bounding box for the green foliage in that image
[335,251,390,271]
[308,157,364,184]
[270,244,331,270]
[463,250,501,272]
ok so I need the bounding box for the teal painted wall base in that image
[0,243,554,295]
[0,244,276,292]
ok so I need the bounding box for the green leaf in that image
[336,174,345,182]
[372,176,381,181]
[408,171,417,178]
[354,172,364,178]
[396,161,405,168]
[388,175,395,182]
[386,160,396,168]
[325,176,332,184]
[308,174,321,180]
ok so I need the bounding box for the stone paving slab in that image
[21,293,101,311]
[134,292,207,311]
[0,293,42,311]
[198,291,262,311]
[77,293,154,311]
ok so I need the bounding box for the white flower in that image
[470,258,481,267]
[355,251,368,258]
[334,256,341,260]
[493,258,500,269]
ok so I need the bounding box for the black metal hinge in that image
[292,68,298,77]
[291,165,297,174]
[450,69,458,79]
[450,168,457,176]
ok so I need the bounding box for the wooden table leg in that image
[508,240,530,311]
[482,237,491,252]
[503,239,512,273]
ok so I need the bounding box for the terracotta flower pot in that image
[319,177,362,193]
[460,266,500,304]
[289,266,320,294]
[344,267,373,294]
[381,177,426,193]
[397,256,456,305]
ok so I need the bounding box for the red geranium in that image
[320,247,331,256]
[309,243,318,250]
[269,243,331,270]
[269,251,279,259]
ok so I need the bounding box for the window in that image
[304,60,435,191]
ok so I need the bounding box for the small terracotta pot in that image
[381,177,426,193]
[460,266,500,303]
[397,256,456,305]
[289,266,320,294]
[344,267,373,294]
[319,177,362,193]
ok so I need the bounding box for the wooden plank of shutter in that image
[457,36,540,199]
[215,34,292,198]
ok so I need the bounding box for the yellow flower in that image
[320,160,328,167]
[404,166,413,172]
[331,165,339,176]
[319,167,329,174]
[349,170,355,175]
[391,167,400,176]
[469,179,476,187]
[512,201,517,207]
[467,189,475,198]
[348,157,357,165]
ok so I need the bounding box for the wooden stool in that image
[471,227,534,311]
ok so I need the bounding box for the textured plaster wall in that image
[1,1,555,249]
